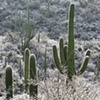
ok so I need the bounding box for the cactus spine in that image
[24,48,30,91]
[52,4,91,80]
[5,65,13,99]
[29,54,38,98]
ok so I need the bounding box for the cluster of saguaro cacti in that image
[4,3,92,99]
[5,65,13,100]
[24,48,38,98]
[5,48,37,99]
[53,4,91,79]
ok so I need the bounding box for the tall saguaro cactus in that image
[52,4,91,80]
[24,48,30,91]
[5,65,13,99]
[29,54,38,98]
[67,4,76,78]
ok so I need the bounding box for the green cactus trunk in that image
[29,54,38,98]
[44,46,47,74]
[24,48,30,92]
[5,65,13,100]
[68,4,76,79]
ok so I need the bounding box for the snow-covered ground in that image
[0,0,100,99]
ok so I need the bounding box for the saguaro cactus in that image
[19,8,36,55]
[24,48,30,91]
[44,46,47,74]
[5,65,13,99]
[52,4,91,80]
[29,54,38,98]
[94,55,100,76]
[67,4,76,78]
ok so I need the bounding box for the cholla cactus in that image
[5,65,13,99]
[53,4,91,80]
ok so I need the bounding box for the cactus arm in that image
[64,45,68,66]
[53,45,64,74]
[68,4,76,78]
[59,37,66,65]
[85,49,91,56]
[77,49,91,75]
[78,56,90,75]
[29,54,38,97]
[24,48,30,91]
[5,65,13,99]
